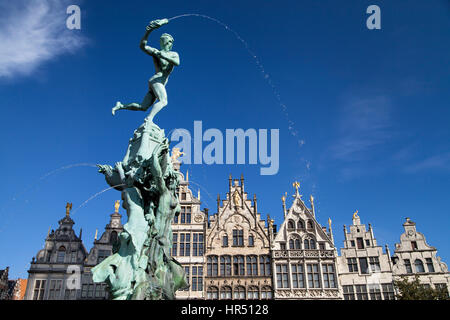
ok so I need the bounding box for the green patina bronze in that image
[92,19,188,300]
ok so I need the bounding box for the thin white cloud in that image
[331,95,392,161]
[0,0,87,78]
[404,152,450,173]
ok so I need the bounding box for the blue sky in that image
[0,0,449,279]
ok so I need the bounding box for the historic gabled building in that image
[24,202,123,300]
[272,182,341,300]
[337,211,395,300]
[24,203,88,300]
[391,218,450,295]
[82,201,123,300]
[204,175,273,300]
[171,156,207,299]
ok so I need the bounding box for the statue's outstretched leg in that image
[112,90,156,115]
[145,82,167,123]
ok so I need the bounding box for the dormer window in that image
[287,220,295,230]
[411,241,418,250]
[57,246,66,263]
[357,238,364,249]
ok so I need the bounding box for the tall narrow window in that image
[289,239,295,250]
[220,255,232,276]
[186,206,191,223]
[369,284,382,300]
[248,234,254,246]
[404,259,412,273]
[426,258,435,273]
[304,239,310,250]
[347,258,358,272]
[183,266,190,291]
[259,255,271,276]
[322,264,336,288]
[57,246,66,263]
[343,285,355,300]
[172,233,178,256]
[291,263,305,288]
[307,264,321,288]
[355,284,368,300]
[207,256,218,276]
[233,256,245,275]
[180,206,186,224]
[369,256,381,272]
[295,239,301,249]
[359,257,369,274]
[33,280,46,300]
[223,235,228,247]
[173,213,179,223]
[411,241,418,250]
[191,266,203,291]
[246,256,258,276]
[276,264,289,288]
[192,233,203,256]
[232,229,244,246]
[381,283,395,300]
[357,238,364,249]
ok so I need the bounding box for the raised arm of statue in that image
[140,19,168,56]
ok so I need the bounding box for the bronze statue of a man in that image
[112,19,180,123]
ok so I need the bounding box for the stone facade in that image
[22,174,450,300]
[391,218,450,295]
[337,211,395,300]
[171,161,207,299]
[204,175,273,300]
[272,184,341,300]
[24,202,122,300]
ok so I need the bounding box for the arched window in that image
[57,246,66,263]
[289,239,295,250]
[246,255,258,276]
[110,231,118,244]
[307,220,314,229]
[295,239,301,249]
[207,286,218,300]
[234,286,246,300]
[287,220,295,229]
[261,286,272,299]
[297,220,305,229]
[247,286,259,299]
[220,256,232,276]
[233,255,245,275]
[248,234,254,246]
[414,259,425,273]
[304,239,310,250]
[220,286,232,300]
[207,256,218,276]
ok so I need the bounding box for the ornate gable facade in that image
[272,182,341,300]
[391,218,450,294]
[205,175,273,300]
[337,211,395,300]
